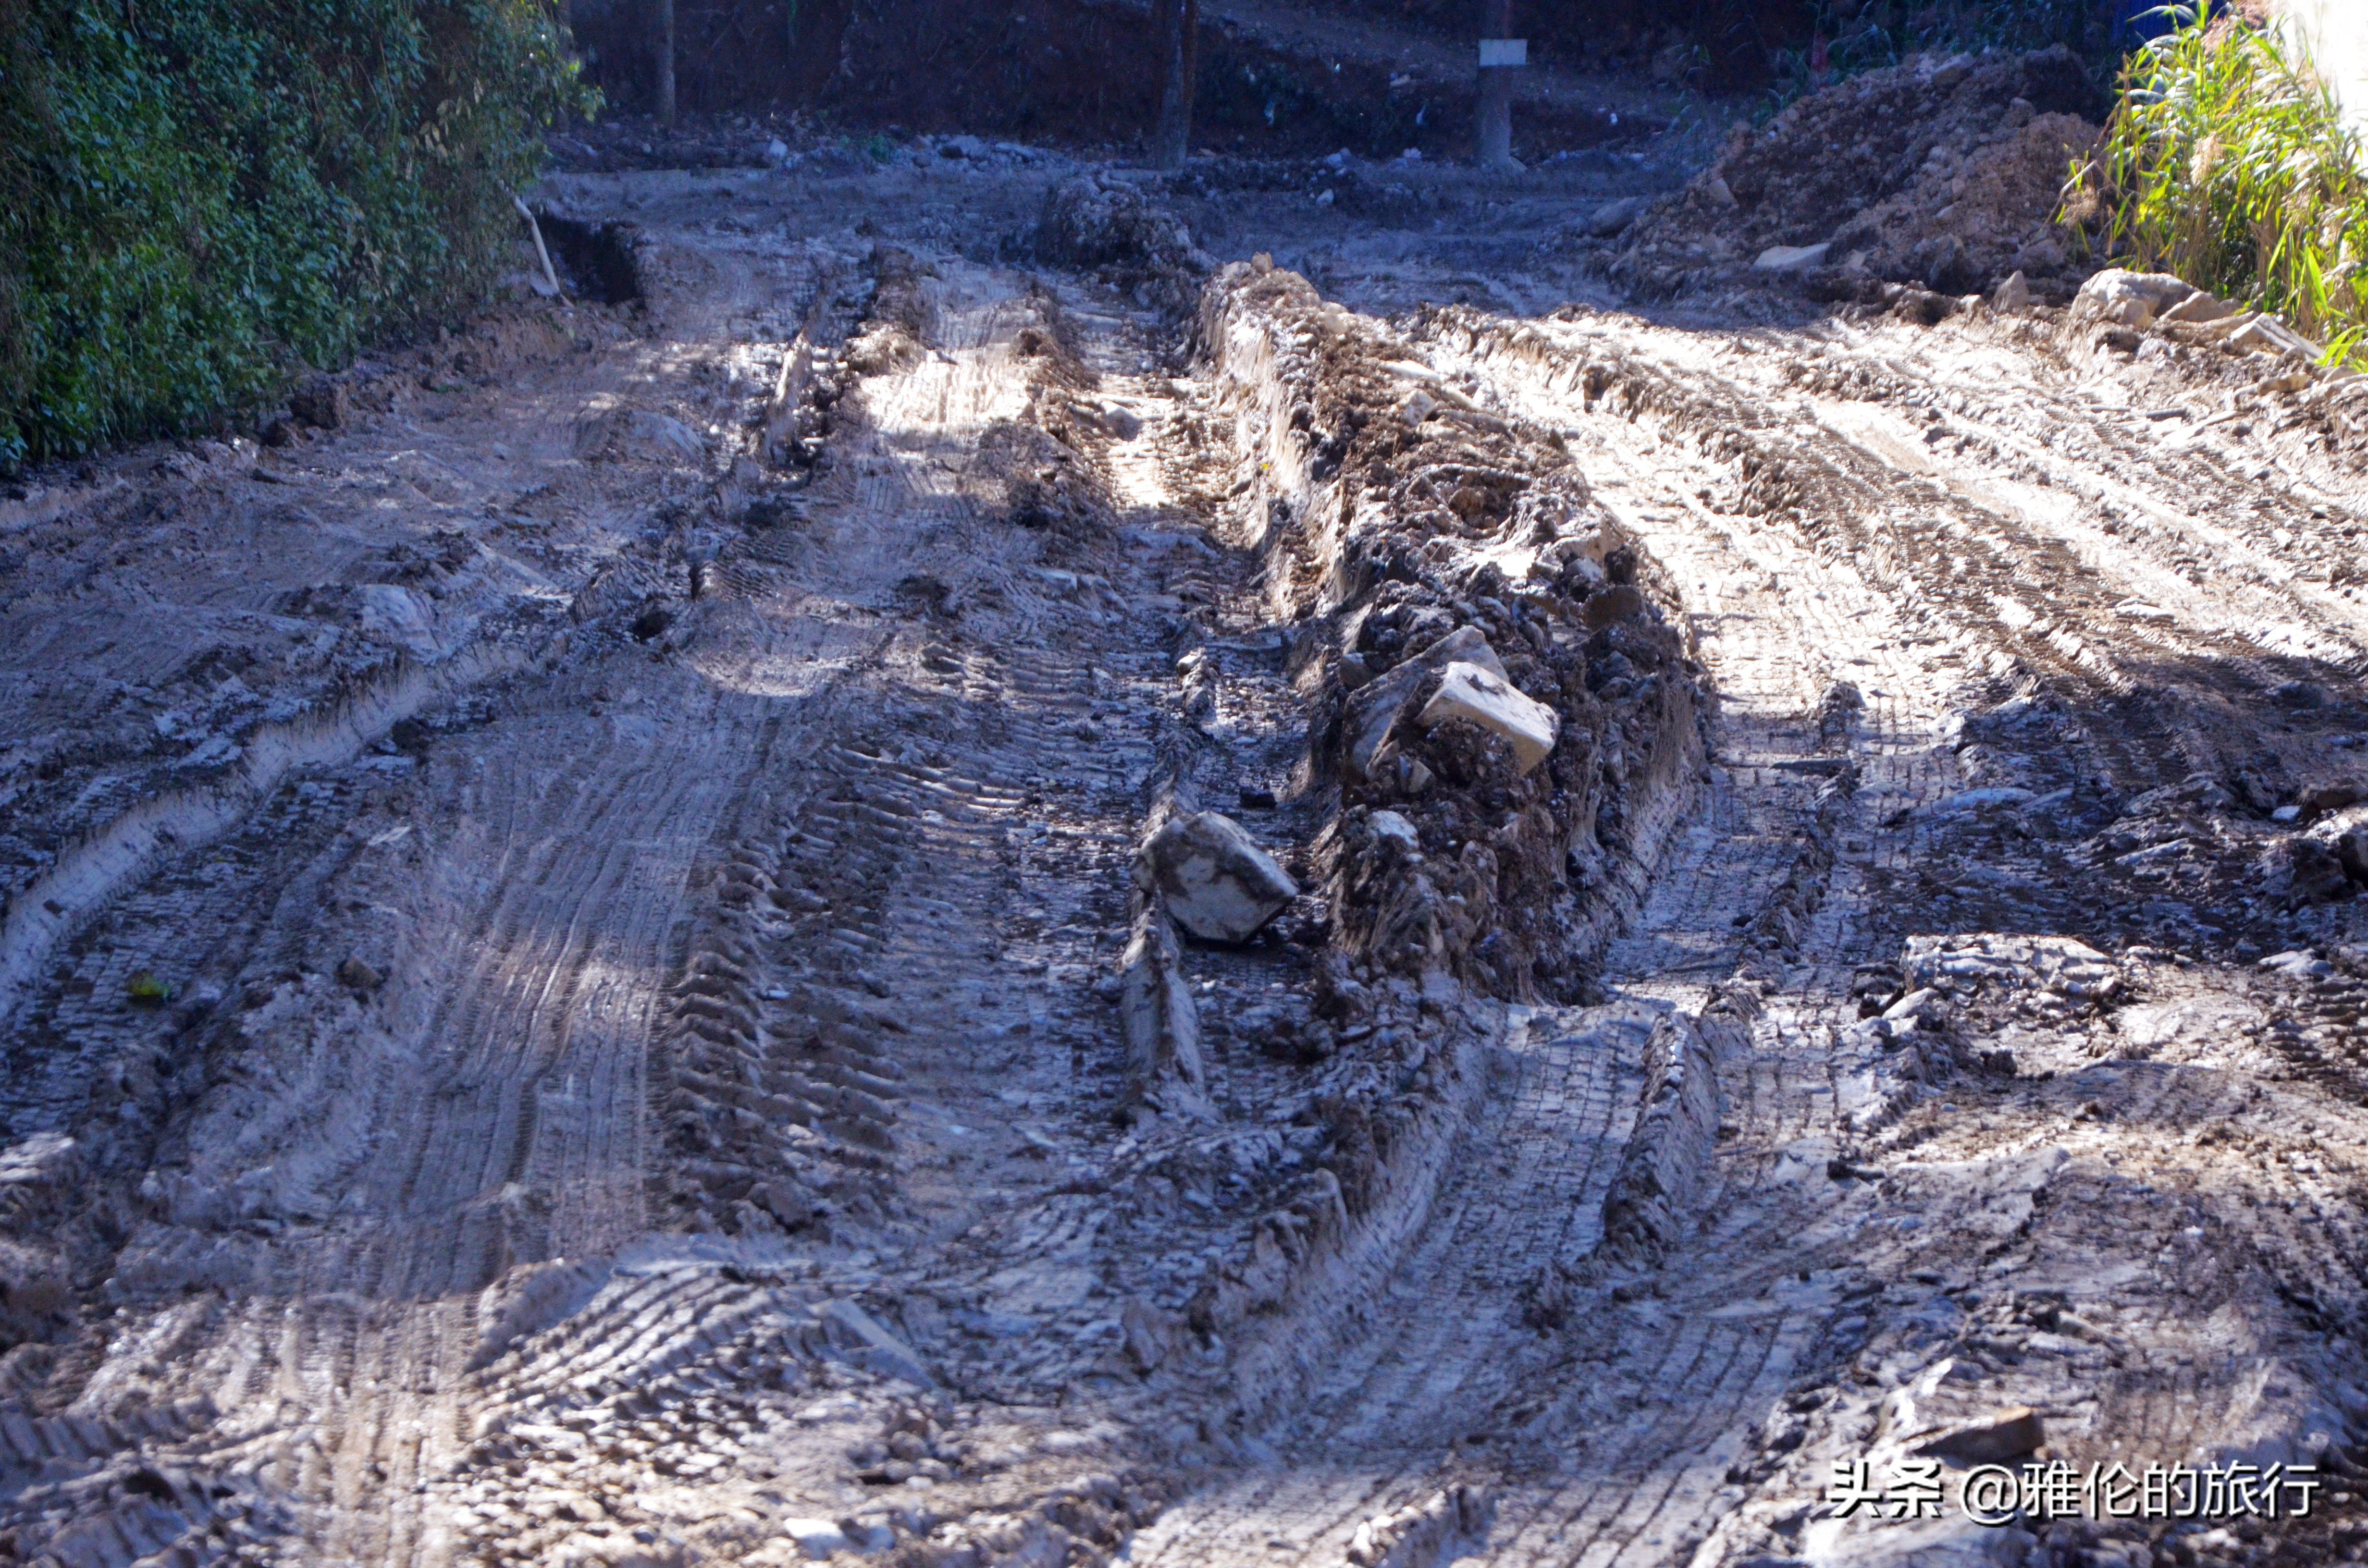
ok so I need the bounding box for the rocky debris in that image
[1028,176,1208,314]
[1197,261,1705,1004]
[956,292,1118,537]
[1341,624,1505,779]
[1344,1485,1491,1568]
[1903,932,2122,1004]
[1143,811,1299,943]
[1614,48,2104,300]
[841,246,940,376]
[1416,660,1558,775]
[1120,904,1213,1120]
[1599,1007,1729,1262]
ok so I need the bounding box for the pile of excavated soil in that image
[1196,260,1706,1008]
[1613,46,2107,301]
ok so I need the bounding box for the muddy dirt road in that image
[7,122,2368,1568]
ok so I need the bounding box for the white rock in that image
[1992,270,2033,311]
[2073,268,2197,329]
[1417,661,1558,774]
[1343,625,1506,779]
[1753,242,1831,271]
[2160,289,2238,325]
[1146,811,1298,943]
[781,1519,851,1559]
[1368,810,1420,847]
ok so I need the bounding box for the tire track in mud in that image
[22,161,2368,1568]
[0,232,1232,1566]
[1126,292,1964,1568]
[1136,271,2368,1568]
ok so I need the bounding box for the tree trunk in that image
[1475,0,1518,174]
[656,0,677,126]
[1153,0,1199,171]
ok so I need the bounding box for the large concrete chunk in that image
[1417,662,1558,774]
[1146,811,1298,943]
[1342,625,1506,779]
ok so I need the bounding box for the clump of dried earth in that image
[7,65,2368,1568]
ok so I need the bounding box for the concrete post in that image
[1476,0,1521,175]
[656,0,677,126]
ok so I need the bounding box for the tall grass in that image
[2076,3,2368,364]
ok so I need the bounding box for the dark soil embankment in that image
[1611,45,2109,302]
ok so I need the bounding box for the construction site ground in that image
[7,89,2368,1568]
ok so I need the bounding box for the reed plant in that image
[2075,2,2368,365]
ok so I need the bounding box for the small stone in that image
[337,956,384,992]
[1586,196,1644,237]
[1417,662,1558,774]
[1581,584,1647,630]
[1753,243,1830,272]
[1146,812,1298,943]
[781,1519,851,1559]
[2159,289,2238,326]
[1702,175,1737,208]
[1991,270,2032,312]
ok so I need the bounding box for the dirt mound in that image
[1614,46,2106,300]
[1197,261,1705,1005]
[1028,175,1212,314]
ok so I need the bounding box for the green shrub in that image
[0,0,596,469]
[2075,3,2368,364]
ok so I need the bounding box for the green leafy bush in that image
[2074,3,2368,363]
[0,0,596,469]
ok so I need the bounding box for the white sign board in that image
[1478,38,1527,68]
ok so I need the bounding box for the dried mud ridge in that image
[8,137,2368,1568]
